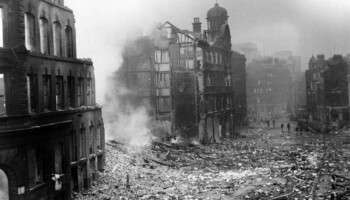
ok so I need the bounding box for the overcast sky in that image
[65,0,350,103]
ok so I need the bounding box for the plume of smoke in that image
[103,78,154,148]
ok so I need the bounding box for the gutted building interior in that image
[0,0,105,199]
[117,3,247,143]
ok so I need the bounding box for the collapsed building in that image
[0,0,105,199]
[306,54,349,130]
[117,3,247,143]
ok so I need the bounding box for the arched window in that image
[53,21,62,56]
[25,13,35,51]
[0,169,8,200]
[39,17,50,54]
[65,26,74,57]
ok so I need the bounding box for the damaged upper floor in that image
[0,0,76,58]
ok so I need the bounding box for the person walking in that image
[281,123,284,133]
[287,123,291,133]
[272,120,275,129]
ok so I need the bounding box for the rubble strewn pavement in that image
[74,128,350,200]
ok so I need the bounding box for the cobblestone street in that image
[74,127,350,200]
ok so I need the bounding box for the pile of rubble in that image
[74,129,350,200]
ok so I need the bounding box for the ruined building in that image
[306,54,349,130]
[0,0,105,199]
[117,3,247,143]
[246,57,292,122]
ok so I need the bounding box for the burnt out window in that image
[27,74,37,112]
[53,21,62,56]
[71,130,78,161]
[158,97,171,113]
[155,50,169,63]
[25,13,36,51]
[0,74,5,115]
[86,77,92,105]
[157,72,170,88]
[79,127,86,158]
[67,75,75,107]
[89,124,94,154]
[96,125,101,150]
[0,8,3,47]
[56,76,64,110]
[65,26,74,58]
[43,74,51,110]
[27,148,44,187]
[39,17,50,54]
[54,143,64,174]
[78,77,84,106]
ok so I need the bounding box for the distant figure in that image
[287,123,291,133]
[281,123,284,132]
[273,120,276,129]
[267,120,270,128]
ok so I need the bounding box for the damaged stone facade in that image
[0,0,105,199]
[306,54,349,130]
[117,3,247,143]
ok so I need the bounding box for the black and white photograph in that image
[1,0,350,199]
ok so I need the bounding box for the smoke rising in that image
[63,0,350,145]
[65,0,350,103]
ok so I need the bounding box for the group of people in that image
[260,119,292,133]
[281,123,291,133]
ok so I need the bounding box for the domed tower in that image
[207,3,228,43]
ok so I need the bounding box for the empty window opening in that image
[25,13,35,51]
[27,74,37,113]
[67,75,75,107]
[54,143,64,174]
[27,148,44,187]
[96,125,101,150]
[53,21,62,56]
[86,77,92,105]
[71,131,78,162]
[65,26,74,57]
[78,78,84,106]
[43,74,51,110]
[79,127,86,158]
[0,169,8,200]
[56,76,64,110]
[0,74,5,115]
[89,124,94,154]
[39,17,50,54]
[71,166,78,192]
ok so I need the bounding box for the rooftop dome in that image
[207,3,228,18]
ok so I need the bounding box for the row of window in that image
[206,95,233,112]
[27,73,94,113]
[24,12,74,57]
[155,50,169,64]
[205,51,224,65]
[155,72,170,88]
[206,73,232,87]
[71,124,103,161]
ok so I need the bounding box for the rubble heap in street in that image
[74,128,350,200]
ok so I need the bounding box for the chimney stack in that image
[192,17,202,34]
